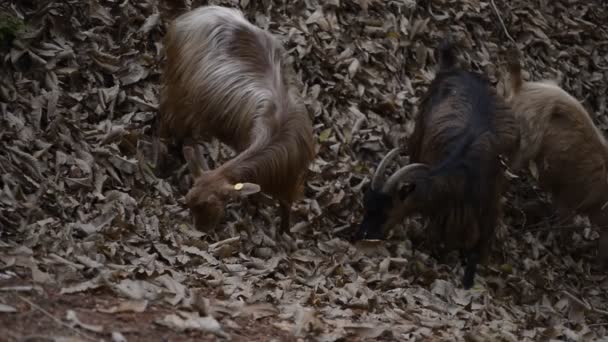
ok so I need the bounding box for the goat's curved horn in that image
[381,163,430,193]
[371,148,401,190]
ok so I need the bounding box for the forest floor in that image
[1,0,608,341]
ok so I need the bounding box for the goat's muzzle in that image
[354,189,393,241]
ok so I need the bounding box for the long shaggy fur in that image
[159,6,315,229]
[409,52,519,264]
[357,40,519,288]
[506,51,608,265]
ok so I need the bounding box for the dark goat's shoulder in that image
[423,70,493,113]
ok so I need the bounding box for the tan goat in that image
[158,6,315,232]
[506,48,608,267]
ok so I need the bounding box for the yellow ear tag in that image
[234,183,244,191]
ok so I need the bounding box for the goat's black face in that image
[355,189,394,241]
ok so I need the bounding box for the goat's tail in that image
[506,47,523,94]
[437,37,457,71]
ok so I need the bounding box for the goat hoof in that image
[353,229,384,242]
[462,276,474,289]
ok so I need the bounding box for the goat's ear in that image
[183,145,204,178]
[397,183,416,200]
[230,182,261,197]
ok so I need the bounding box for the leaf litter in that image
[0,0,608,341]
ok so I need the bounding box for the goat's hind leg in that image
[194,144,210,170]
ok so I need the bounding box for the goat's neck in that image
[214,105,306,197]
[217,128,274,183]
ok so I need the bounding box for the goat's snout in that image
[355,189,394,241]
[355,216,387,241]
[185,190,224,230]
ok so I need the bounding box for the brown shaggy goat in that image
[505,49,608,267]
[158,6,315,232]
[356,40,519,289]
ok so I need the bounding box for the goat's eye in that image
[398,183,416,199]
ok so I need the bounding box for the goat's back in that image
[511,81,608,213]
[412,70,518,181]
[160,6,291,150]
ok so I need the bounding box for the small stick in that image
[208,236,240,250]
[490,0,516,43]
[562,290,608,317]
[561,290,591,311]
[523,222,608,233]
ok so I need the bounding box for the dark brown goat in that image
[506,49,608,267]
[157,6,315,232]
[356,40,519,289]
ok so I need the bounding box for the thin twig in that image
[593,308,608,317]
[524,223,594,233]
[562,290,608,317]
[490,0,516,43]
[589,322,608,327]
[521,215,608,233]
[17,295,97,341]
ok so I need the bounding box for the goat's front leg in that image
[458,250,467,267]
[279,201,291,234]
[193,143,210,170]
[462,247,480,289]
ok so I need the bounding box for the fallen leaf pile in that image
[1,0,607,340]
